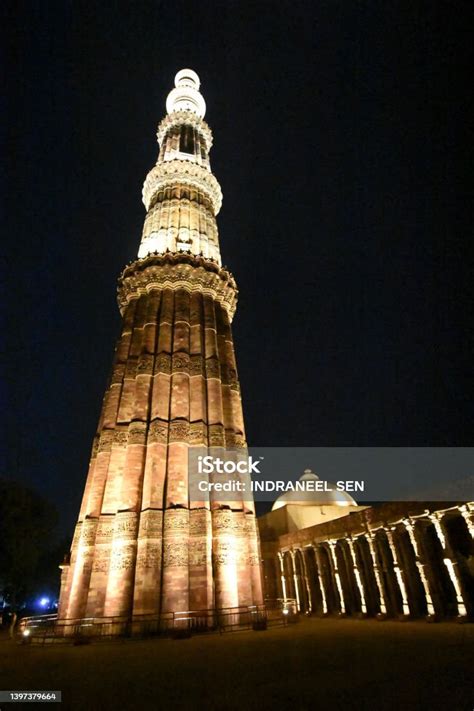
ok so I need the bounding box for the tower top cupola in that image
[166,69,206,118]
[138,69,223,263]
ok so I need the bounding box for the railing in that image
[265,597,299,620]
[17,599,298,645]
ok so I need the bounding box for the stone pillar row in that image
[277,507,473,620]
[59,276,263,622]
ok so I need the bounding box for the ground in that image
[0,618,473,710]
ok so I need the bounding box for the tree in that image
[0,479,59,608]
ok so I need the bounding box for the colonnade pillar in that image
[347,537,367,614]
[429,514,467,617]
[365,531,388,615]
[327,542,345,614]
[312,545,328,614]
[403,519,436,617]
[277,552,287,599]
[384,527,410,616]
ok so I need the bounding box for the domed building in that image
[258,469,474,621]
[271,469,359,510]
[261,469,365,538]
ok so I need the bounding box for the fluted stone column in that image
[102,513,137,618]
[328,542,346,614]
[365,531,388,616]
[277,552,288,600]
[188,508,213,610]
[385,527,410,616]
[245,513,264,604]
[85,514,114,617]
[132,509,163,615]
[212,509,240,610]
[161,508,190,613]
[347,537,367,614]
[403,519,436,617]
[459,504,474,538]
[429,513,468,617]
[300,547,314,614]
[312,545,328,614]
[288,551,301,611]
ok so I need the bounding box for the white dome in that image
[166,68,206,118]
[271,469,357,511]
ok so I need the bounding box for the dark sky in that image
[3,1,473,536]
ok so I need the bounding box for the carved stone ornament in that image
[114,512,139,540]
[117,254,238,322]
[189,421,207,445]
[110,543,136,571]
[98,430,115,453]
[157,111,213,149]
[113,429,128,447]
[225,431,246,448]
[80,519,99,546]
[128,422,147,445]
[169,420,190,442]
[136,543,162,569]
[96,518,114,542]
[92,547,110,573]
[172,353,190,373]
[137,353,154,374]
[208,424,225,447]
[143,159,222,214]
[190,509,210,534]
[213,541,237,566]
[212,510,234,532]
[155,353,172,375]
[138,510,163,537]
[189,541,208,566]
[164,508,190,532]
[148,419,168,444]
[190,355,203,376]
[163,541,188,567]
[91,436,100,458]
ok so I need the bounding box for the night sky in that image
[3,1,473,536]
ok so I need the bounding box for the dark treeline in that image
[0,479,68,611]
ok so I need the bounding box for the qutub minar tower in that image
[58,70,263,623]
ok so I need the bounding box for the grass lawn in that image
[0,618,473,710]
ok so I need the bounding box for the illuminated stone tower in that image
[58,70,263,622]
